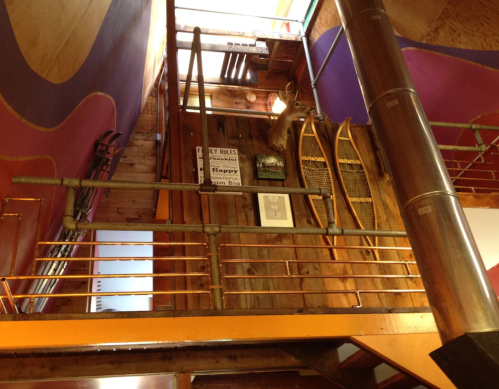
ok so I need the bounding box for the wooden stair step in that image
[340,349,383,370]
[377,372,420,389]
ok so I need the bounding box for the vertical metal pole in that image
[312,27,343,87]
[9,214,21,276]
[194,27,212,185]
[0,297,7,314]
[1,278,18,314]
[323,196,336,227]
[208,233,223,309]
[300,23,324,121]
[32,199,44,275]
[335,0,499,343]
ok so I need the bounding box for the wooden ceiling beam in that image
[280,341,378,389]
[339,349,383,370]
[177,40,269,55]
[0,346,305,382]
[176,24,301,42]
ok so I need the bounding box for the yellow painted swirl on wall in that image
[5,0,112,83]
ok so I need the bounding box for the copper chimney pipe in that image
[334,0,499,343]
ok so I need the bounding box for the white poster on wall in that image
[196,146,242,193]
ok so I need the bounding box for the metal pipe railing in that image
[430,121,499,132]
[183,105,276,117]
[3,273,208,280]
[175,6,302,23]
[2,290,213,310]
[35,256,206,262]
[223,289,425,309]
[452,135,499,182]
[1,278,18,313]
[13,176,333,196]
[312,27,344,87]
[12,177,407,238]
[300,24,324,121]
[208,234,223,309]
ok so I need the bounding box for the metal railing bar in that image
[455,185,499,191]
[35,256,208,262]
[221,259,417,265]
[4,273,209,280]
[223,274,420,279]
[429,121,499,132]
[175,6,302,23]
[183,105,276,117]
[224,289,425,294]
[37,241,207,246]
[1,290,211,299]
[0,278,18,313]
[219,244,411,250]
[450,176,497,182]
[448,167,499,173]
[452,134,499,182]
[13,176,333,197]
[300,23,324,121]
[312,26,343,87]
[3,197,43,202]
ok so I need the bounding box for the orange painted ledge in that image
[0,313,437,351]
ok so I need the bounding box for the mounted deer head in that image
[267,83,314,152]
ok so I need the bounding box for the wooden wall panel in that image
[458,193,499,208]
[423,0,499,50]
[94,90,157,225]
[304,0,499,52]
[179,112,424,310]
[192,371,336,389]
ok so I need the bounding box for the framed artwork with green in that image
[255,154,285,180]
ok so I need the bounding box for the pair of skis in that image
[30,131,123,313]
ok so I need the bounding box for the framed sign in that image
[196,147,242,193]
[256,154,285,180]
[258,193,294,227]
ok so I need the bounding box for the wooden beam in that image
[290,44,304,76]
[234,53,246,79]
[377,372,419,389]
[191,372,337,388]
[176,24,301,42]
[458,192,499,208]
[220,53,230,77]
[180,74,250,86]
[0,346,305,382]
[267,41,281,78]
[241,54,252,79]
[177,373,192,389]
[177,40,269,55]
[340,349,383,370]
[226,53,238,78]
[280,341,378,389]
[0,313,438,351]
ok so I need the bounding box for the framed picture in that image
[256,154,285,180]
[258,193,294,227]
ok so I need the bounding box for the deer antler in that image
[267,80,314,152]
[284,81,299,101]
[285,81,293,100]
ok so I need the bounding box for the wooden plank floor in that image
[176,113,426,310]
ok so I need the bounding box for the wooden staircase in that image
[281,340,431,389]
[340,349,422,389]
